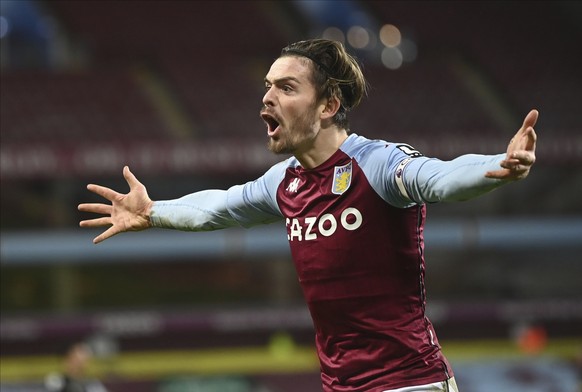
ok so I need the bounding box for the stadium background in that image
[1,0,581,391]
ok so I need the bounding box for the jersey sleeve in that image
[150,161,287,231]
[352,137,508,208]
[353,140,424,208]
[400,153,508,204]
[226,161,287,227]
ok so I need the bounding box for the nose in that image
[262,87,275,107]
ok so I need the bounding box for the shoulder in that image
[261,157,297,184]
[341,133,389,156]
[341,133,423,167]
[340,134,426,207]
[236,157,296,201]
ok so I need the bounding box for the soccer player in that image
[44,342,108,392]
[78,39,537,392]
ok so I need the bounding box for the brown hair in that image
[281,39,368,130]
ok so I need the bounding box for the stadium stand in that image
[1,69,172,143]
[46,0,287,139]
[1,1,579,160]
[360,0,582,146]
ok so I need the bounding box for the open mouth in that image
[260,112,281,136]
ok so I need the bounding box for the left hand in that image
[78,166,153,244]
[486,109,538,180]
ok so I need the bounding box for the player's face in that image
[65,344,91,376]
[260,56,326,155]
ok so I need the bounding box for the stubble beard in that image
[266,108,319,155]
[267,136,294,155]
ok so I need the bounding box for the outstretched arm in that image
[78,166,153,244]
[393,109,539,205]
[485,109,538,180]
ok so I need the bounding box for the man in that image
[79,39,537,391]
[44,343,108,392]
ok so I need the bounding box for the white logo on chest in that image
[286,178,301,193]
[286,207,363,241]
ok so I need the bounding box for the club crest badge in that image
[332,161,352,195]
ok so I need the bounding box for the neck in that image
[295,126,349,169]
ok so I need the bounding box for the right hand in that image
[78,166,153,244]
[485,109,538,181]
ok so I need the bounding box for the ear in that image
[320,95,341,120]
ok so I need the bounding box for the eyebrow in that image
[264,76,302,85]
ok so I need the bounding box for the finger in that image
[485,169,510,179]
[500,159,525,170]
[500,160,530,175]
[524,126,537,152]
[93,226,119,244]
[87,183,121,201]
[485,168,528,180]
[509,151,536,165]
[521,109,539,131]
[78,203,112,215]
[80,217,112,228]
[500,158,520,166]
[123,166,144,191]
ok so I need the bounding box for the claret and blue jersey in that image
[151,133,506,391]
[276,136,451,390]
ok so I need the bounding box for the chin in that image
[267,139,294,155]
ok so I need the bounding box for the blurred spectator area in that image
[360,1,582,137]
[2,69,173,143]
[1,1,580,159]
[1,0,580,222]
[1,1,282,145]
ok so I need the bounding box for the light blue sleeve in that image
[150,161,287,231]
[399,153,508,204]
[350,136,507,208]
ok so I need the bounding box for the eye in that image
[282,85,293,92]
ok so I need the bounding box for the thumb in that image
[123,166,143,191]
[522,109,539,130]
